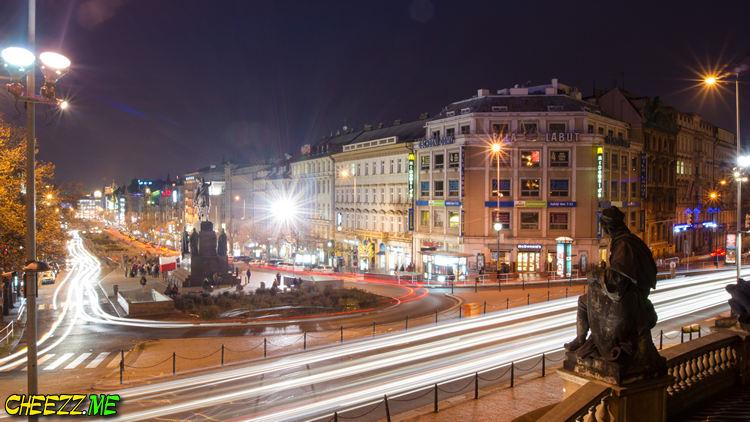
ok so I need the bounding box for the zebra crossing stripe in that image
[106,354,122,368]
[44,353,75,371]
[64,353,92,370]
[85,352,111,369]
[22,354,55,371]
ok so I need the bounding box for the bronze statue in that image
[727,278,750,329]
[564,206,665,383]
[194,177,212,221]
[217,228,228,256]
[189,228,199,255]
[181,230,190,256]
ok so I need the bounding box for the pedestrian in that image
[140,275,147,287]
[245,268,251,284]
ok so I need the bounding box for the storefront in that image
[516,243,542,273]
[421,251,471,282]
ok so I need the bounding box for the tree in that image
[0,121,67,271]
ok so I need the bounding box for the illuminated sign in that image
[640,153,647,198]
[544,132,581,142]
[514,200,546,208]
[596,147,603,199]
[517,244,543,251]
[408,153,415,200]
[548,201,576,207]
[408,208,414,231]
[673,224,692,233]
[418,136,455,149]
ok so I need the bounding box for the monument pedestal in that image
[183,221,236,287]
[554,369,672,422]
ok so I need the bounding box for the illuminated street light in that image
[739,155,750,169]
[709,191,718,200]
[93,190,102,198]
[59,100,69,110]
[234,195,240,201]
[703,75,717,87]
[720,179,727,186]
[1,46,35,77]
[490,143,502,154]
[493,222,502,232]
[38,51,71,82]
[270,196,299,226]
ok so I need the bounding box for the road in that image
[0,231,454,379]
[84,266,733,421]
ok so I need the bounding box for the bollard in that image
[459,306,462,319]
[334,412,338,422]
[264,338,267,358]
[681,331,684,344]
[475,279,478,293]
[689,331,693,341]
[565,287,568,298]
[542,353,546,377]
[451,282,454,294]
[435,310,438,324]
[434,383,438,413]
[172,352,176,375]
[527,293,530,305]
[119,350,124,384]
[304,332,307,350]
[510,362,515,387]
[506,298,509,310]
[699,328,702,338]
[483,301,487,315]
[498,277,502,292]
[474,372,479,400]
[221,344,224,366]
[405,315,409,331]
[659,330,663,350]
[372,321,376,337]
[340,326,344,343]
[384,394,392,422]
[522,279,525,290]
[547,291,550,301]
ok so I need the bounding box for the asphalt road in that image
[93,267,736,422]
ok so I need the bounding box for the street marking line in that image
[44,352,74,371]
[86,352,111,369]
[106,354,122,368]
[22,354,55,371]
[64,352,92,369]
[665,330,679,337]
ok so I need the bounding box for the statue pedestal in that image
[554,369,672,422]
[183,220,236,287]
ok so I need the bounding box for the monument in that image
[183,177,237,287]
[563,206,666,384]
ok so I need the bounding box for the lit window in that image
[491,179,511,197]
[420,155,430,170]
[549,212,569,230]
[448,211,460,229]
[420,181,429,197]
[448,152,460,168]
[420,210,430,227]
[520,179,540,197]
[520,150,541,167]
[491,211,511,229]
[550,179,569,197]
[433,211,444,228]
[550,150,569,167]
[434,181,444,197]
[434,154,445,170]
[448,180,460,196]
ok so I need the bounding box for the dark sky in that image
[0,0,748,189]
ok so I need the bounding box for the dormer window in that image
[446,111,456,117]
[492,106,508,112]
[547,105,564,111]
[460,107,471,114]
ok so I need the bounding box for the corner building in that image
[413,79,643,280]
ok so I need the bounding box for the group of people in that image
[124,255,161,279]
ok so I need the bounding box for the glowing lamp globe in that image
[1,47,35,78]
[39,51,71,82]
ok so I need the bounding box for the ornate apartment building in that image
[413,79,643,280]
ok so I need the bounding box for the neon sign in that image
[596,147,603,199]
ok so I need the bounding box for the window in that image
[420,155,430,170]
[492,211,511,229]
[587,124,594,134]
[604,152,609,169]
[420,181,429,197]
[548,123,567,132]
[448,211,460,229]
[611,154,619,169]
[420,210,430,227]
[622,155,628,171]
[434,154,445,170]
[448,179,460,196]
[598,126,605,135]
[446,127,456,137]
[631,157,638,173]
[448,152,460,168]
[520,212,540,230]
[390,160,394,174]
[631,182,638,198]
[520,150,541,168]
[492,153,511,167]
[522,122,538,134]
[365,163,369,175]
[491,179,511,197]
[381,161,385,174]
[460,125,470,135]
[630,211,637,227]
[549,212,569,230]
[356,164,361,175]
[492,123,509,134]
[432,130,440,139]
[434,180,444,196]
[433,210,444,228]
[550,150,570,167]
[389,187,394,203]
[611,181,618,199]
[550,179,569,197]
[521,179,541,197]
[398,159,403,173]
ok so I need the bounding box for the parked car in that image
[314,265,334,273]
[40,270,55,285]
[234,256,252,263]
[278,262,295,271]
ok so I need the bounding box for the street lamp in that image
[489,142,503,271]
[704,71,742,283]
[1,0,72,404]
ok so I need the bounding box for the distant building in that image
[76,197,100,220]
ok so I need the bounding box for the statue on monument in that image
[189,228,199,255]
[564,206,665,383]
[217,229,228,256]
[181,230,190,256]
[194,177,212,222]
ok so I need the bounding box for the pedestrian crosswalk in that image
[7,351,119,373]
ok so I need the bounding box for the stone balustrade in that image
[532,329,750,422]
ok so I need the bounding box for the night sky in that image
[0,0,748,189]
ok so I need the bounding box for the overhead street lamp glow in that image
[58,99,69,110]
[39,51,71,81]
[703,75,718,87]
[490,143,502,154]
[1,46,35,75]
[738,155,750,168]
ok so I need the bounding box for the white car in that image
[315,265,334,273]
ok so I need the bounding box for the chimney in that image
[393,119,402,126]
[378,122,384,129]
[363,124,373,131]
[477,88,490,97]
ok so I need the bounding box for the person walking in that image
[245,268,251,285]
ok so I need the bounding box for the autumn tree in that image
[0,121,67,271]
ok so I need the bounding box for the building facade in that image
[413,80,643,280]
[332,120,425,272]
